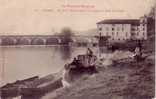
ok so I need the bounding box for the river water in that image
[0,46,99,86]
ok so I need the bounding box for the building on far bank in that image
[96,17,147,42]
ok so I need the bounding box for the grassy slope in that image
[42,54,154,99]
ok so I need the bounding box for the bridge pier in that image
[13,38,17,45]
[58,38,61,44]
[43,39,46,45]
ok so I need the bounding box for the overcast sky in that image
[0,0,155,35]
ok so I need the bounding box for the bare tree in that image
[59,27,74,60]
[60,27,74,45]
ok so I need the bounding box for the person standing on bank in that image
[134,40,143,61]
[86,48,93,66]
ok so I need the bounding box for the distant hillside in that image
[74,29,98,36]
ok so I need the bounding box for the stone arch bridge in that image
[0,35,98,46]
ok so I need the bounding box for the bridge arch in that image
[17,38,31,45]
[1,38,17,45]
[46,37,59,45]
[31,38,46,45]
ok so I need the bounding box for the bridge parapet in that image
[0,35,98,46]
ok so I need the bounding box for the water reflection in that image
[59,45,72,60]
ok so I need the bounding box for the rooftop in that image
[97,19,140,25]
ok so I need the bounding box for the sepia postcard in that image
[0,0,155,99]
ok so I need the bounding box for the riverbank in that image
[41,53,155,99]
